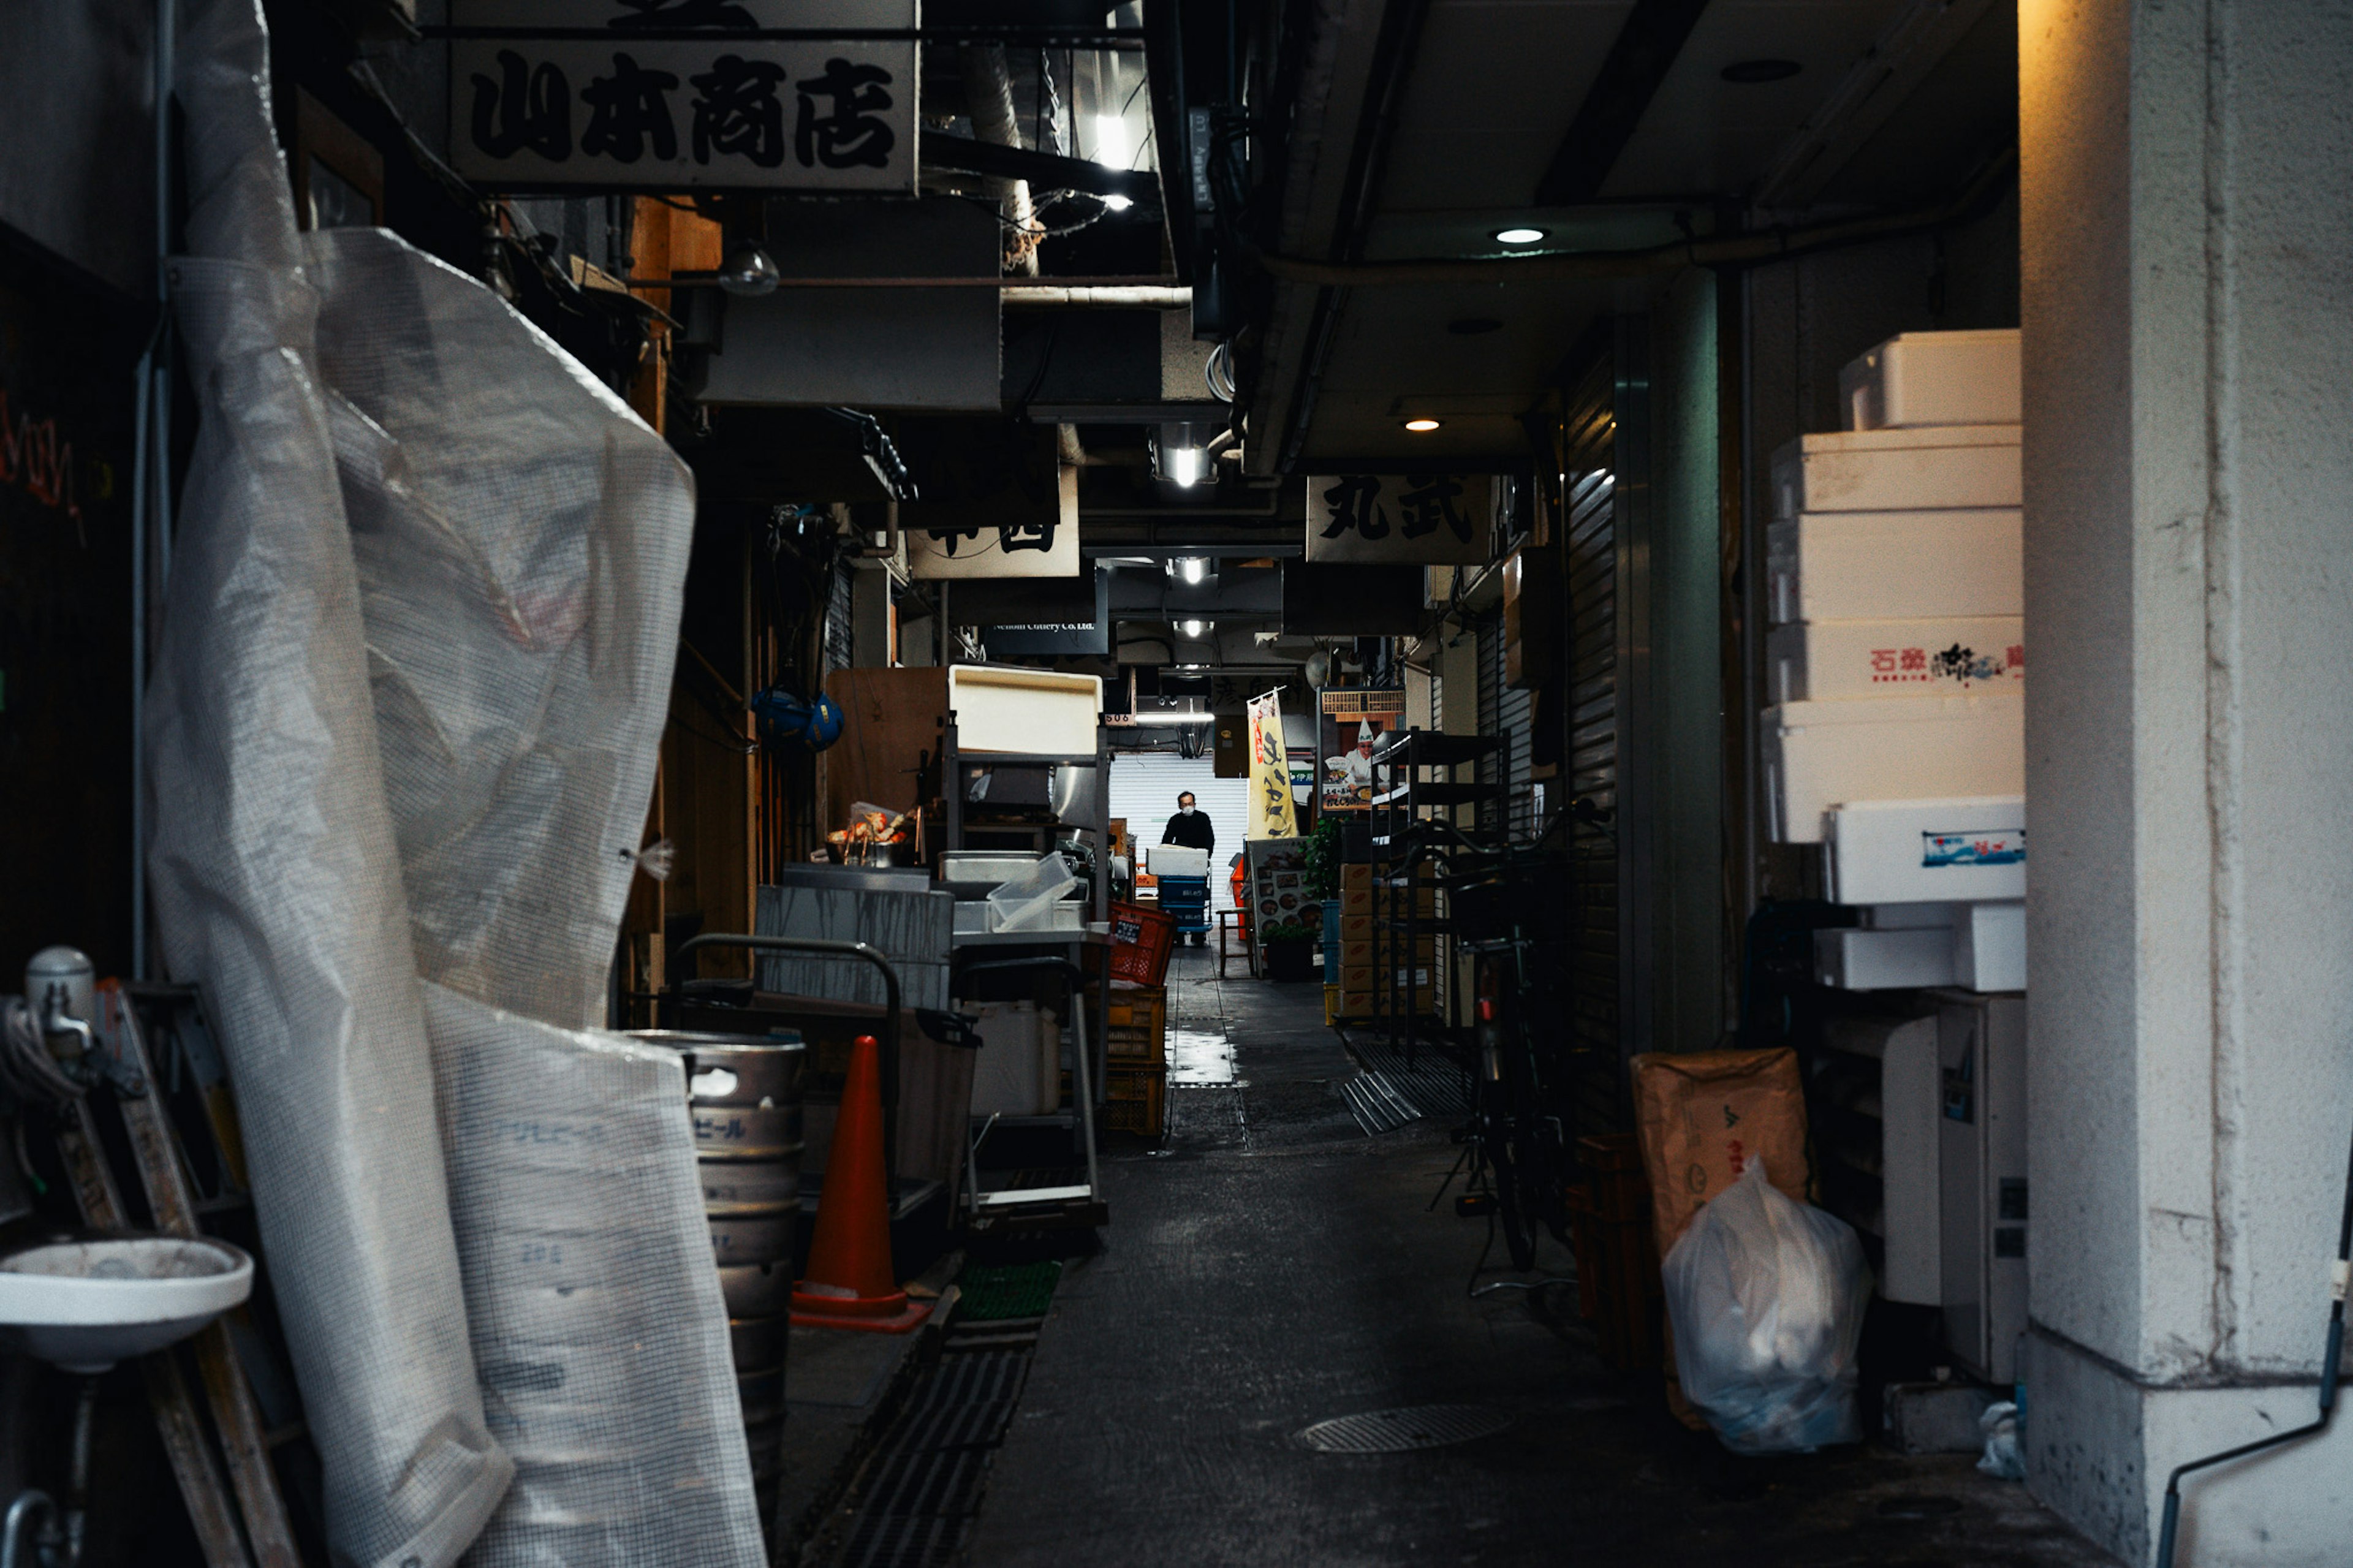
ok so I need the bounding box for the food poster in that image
[1317,689,1406,812]
[1245,838,1314,963]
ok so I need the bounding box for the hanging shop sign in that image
[1246,694,1298,841]
[450,1,919,192]
[1303,473,1496,565]
[1317,688,1404,813]
[906,466,1080,579]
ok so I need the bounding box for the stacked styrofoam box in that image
[1765,330,2028,993]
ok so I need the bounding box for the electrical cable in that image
[2153,1114,2353,1567]
[0,1000,89,1107]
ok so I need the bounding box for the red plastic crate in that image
[1107,900,1176,985]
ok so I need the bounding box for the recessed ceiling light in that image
[1448,317,1504,336]
[1721,58,1802,83]
[1403,418,1442,433]
[1492,226,1547,246]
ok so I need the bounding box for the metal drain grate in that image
[1338,1070,1425,1135]
[1296,1403,1513,1453]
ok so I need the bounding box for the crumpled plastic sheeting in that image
[309,227,762,1566]
[145,2,512,1565]
[312,228,685,1029]
[424,986,758,1566]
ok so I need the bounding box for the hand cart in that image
[958,955,1107,1234]
[1157,874,1211,945]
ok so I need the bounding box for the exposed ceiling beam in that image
[1749,0,1998,211]
[1533,0,1713,207]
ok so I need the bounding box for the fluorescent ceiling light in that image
[1403,418,1442,433]
[1094,114,1131,170]
[1176,556,1208,584]
[1493,226,1546,246]
[1165,446,1203,487]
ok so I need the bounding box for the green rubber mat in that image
[956,1261,1063,1321]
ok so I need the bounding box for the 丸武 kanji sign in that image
[1305,472,1495,564]
[451,1,919,192]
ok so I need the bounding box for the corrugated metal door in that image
[1474,613,1535,836]
[1110,750,1248,904]
[1561,348,1624,1135]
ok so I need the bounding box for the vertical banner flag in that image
[1247,693,1297,839]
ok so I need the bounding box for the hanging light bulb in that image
[718,240,781,297]
[1180,619,1207,639]
[1178,556,1208,585]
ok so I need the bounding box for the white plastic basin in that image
[0,1235,253,1373]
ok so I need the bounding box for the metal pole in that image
[132,0,176,982]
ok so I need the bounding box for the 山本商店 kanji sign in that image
[450,1,919,192]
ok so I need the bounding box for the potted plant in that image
[1301,817,1346,983]
[1261,918,1320,982]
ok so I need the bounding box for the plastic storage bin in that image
[986,853,1077,932]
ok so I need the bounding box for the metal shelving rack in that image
[1368,728,1509,1064]
[941,717,1114,1231]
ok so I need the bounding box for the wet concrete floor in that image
[963,944,2118,1567]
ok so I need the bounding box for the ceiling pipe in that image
[1004,285,1194,308]
[962,42,1040,278]
[1250,145,2018,287]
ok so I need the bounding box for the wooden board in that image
[822,666,949,837]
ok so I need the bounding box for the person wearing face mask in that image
[1161,790,1216,855]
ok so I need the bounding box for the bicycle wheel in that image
[1479,1080,1541,1271]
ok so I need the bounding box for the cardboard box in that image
[1339,990,1373,1017]
[1768,616,2022,703]
[1339,964,1374,993]
[1766,510,2021,625]
[1341,862,1372,891]
[1339,914,1375,943]
[1340,887,1374,916]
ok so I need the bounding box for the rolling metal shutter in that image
[1110,751,1248,904]
[1560,349,1623,1137]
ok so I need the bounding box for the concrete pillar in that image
[2020,2,2353,1562]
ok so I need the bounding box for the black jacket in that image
[1161,810,1216,853]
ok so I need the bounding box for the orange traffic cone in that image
[792,1034,932,1333]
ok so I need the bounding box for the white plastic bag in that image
[1661,1159,1870,1453]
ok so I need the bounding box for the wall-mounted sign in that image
[1304,473,1495,564]
[1317,689,1404,812]
[451,1,919,191]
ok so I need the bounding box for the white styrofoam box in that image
[947,664,1103,756]
[1763,692,2023,844]
[1765,510,2021,626]
[1838,329,2021,431]
[1827,797,2026,904]
[1954,900,2026,992]
[1863,901,1961,930]
[1816,926,1957,990]
[1768,616,2023,703]
[1771,426,2021,519]
[1148,844,1209,877]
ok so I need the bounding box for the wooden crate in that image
[1102,984,1167,1062]
[1101,1061,1168,1138]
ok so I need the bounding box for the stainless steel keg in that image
[632,1028,805,1486]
